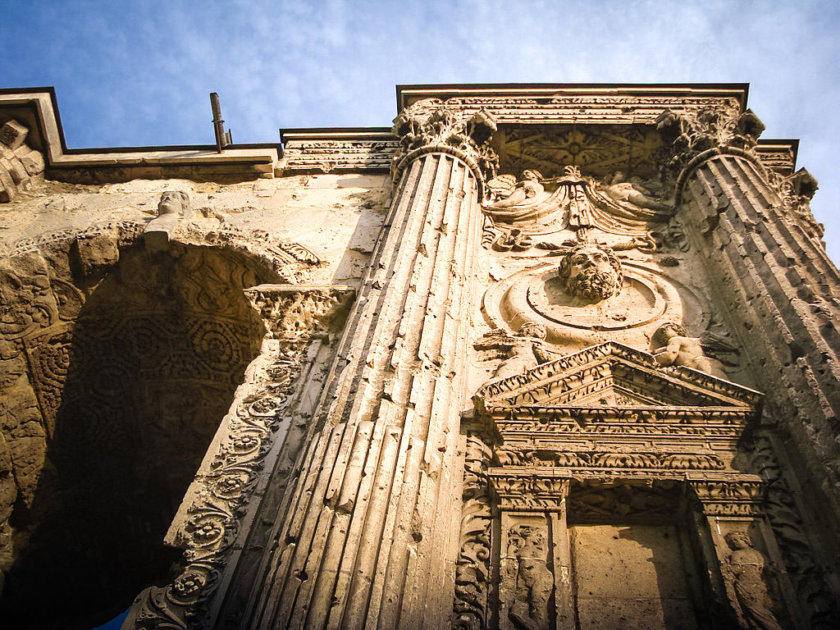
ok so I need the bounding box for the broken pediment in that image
[475,341,762,430]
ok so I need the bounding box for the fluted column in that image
[247,100,497,629]
[659,106,840,621]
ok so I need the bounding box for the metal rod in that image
[210,92,225,153]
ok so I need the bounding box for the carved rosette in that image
[127,286,353,629]
[391,98,499,195]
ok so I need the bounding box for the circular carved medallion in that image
[484,260,706,347]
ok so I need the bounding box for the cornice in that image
[0,89,279,178]
[0,86,801,180]
[396,83,749,125]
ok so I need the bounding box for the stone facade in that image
[0,85,837,630]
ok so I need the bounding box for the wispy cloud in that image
[1,0,839,259]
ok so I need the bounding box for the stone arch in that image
[0,222,321,629]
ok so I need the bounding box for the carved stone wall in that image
[0,120,45,202]
[0,85,837,630]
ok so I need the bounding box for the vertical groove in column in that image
[374,160,471,629]
[247,158,426,628]
[680,155,840,619]
[248,150,483,630]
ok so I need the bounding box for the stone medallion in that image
[484,259,706,348]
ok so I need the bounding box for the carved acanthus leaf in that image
[656,106,766,170]
[766,167,826,245]
[392,98,499,190]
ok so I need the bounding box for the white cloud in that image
[1,0,838,259]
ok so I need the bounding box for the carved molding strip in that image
[281,138,398,173]
[452,432,493,630]
[403,94,743,125]
[127,286,354,629]
[687,475,766,517]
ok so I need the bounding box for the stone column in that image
[248,100,497,629]
[659,107,840,623]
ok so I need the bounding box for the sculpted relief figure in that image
[555,242,623,304]
[144,190,192,252]
[651,322,729,379]
[475,323,556,381]
[507,525,553,630]
[602,171,672,212]
[724,532,784,630]
[485,169,545,211]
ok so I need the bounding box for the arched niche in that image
[0,226,284,629]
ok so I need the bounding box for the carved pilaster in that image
[248,113,487,629]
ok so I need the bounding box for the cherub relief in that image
[474,323,556,380]
[651,322,730,379]
[602,171,672,212]
[484,169,545,211]
[723,532,783,630]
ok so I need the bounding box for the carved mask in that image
[560,245,622,301]
[157,191,189,216]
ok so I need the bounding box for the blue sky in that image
[2,0,839,262]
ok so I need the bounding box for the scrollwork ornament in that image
[452,433,493,629]
[750,435,840,627]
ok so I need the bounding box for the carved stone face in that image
[652,322,687,348]
[559,244,623,302]
[725,531,752,550]
[157,191,189,216]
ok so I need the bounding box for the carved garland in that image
[130,286,354,630]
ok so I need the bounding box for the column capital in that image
[657,105,765,172]
[391,98,498,194]
[657,106,769,203]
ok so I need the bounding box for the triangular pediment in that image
[475,342,761,413]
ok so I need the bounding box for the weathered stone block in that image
[7,158,29,184]
[19,149,45,176]
[0,120,28,150]
[0,170,16,202]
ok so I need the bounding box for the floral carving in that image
[453,433,493,630]
[656,106,766,171]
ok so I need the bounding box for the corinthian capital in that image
[391,98,499,189]
[656,106,765,170]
